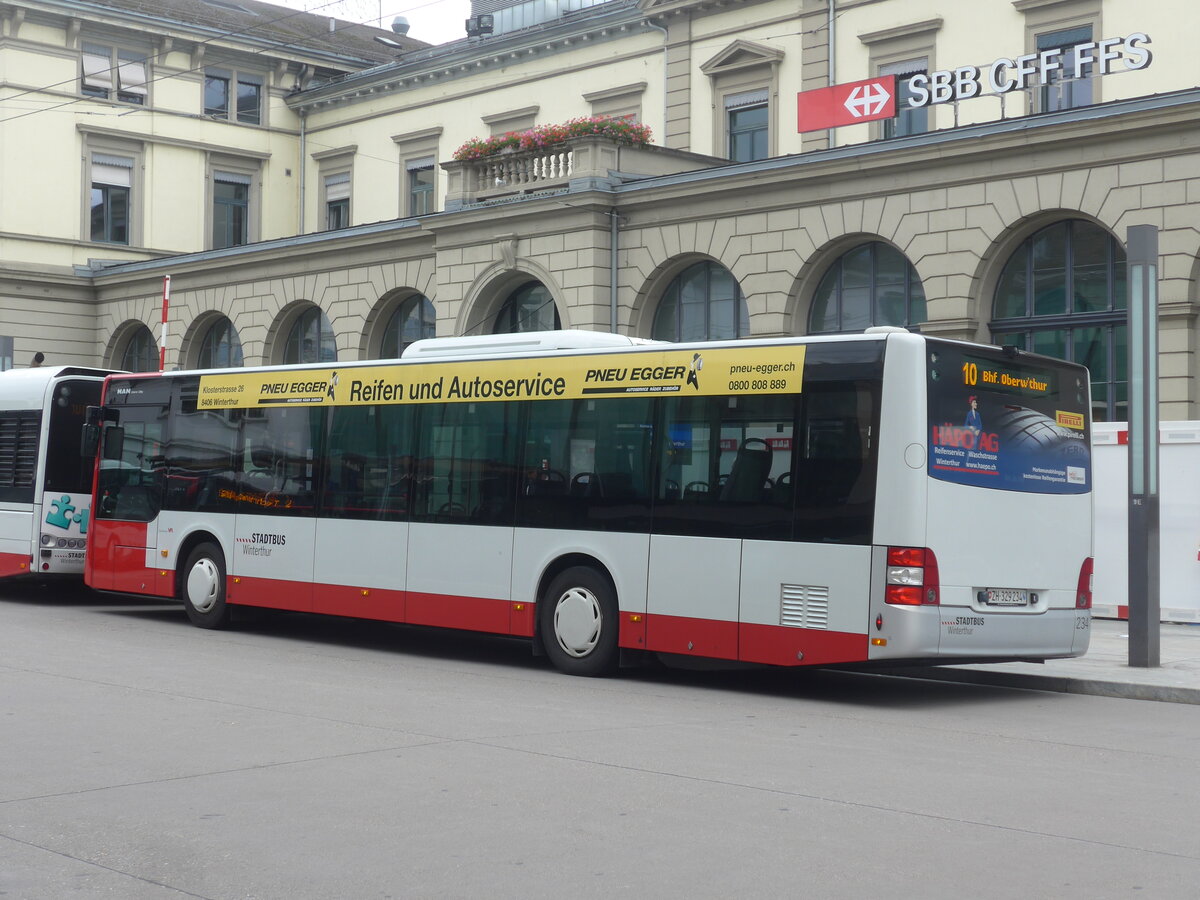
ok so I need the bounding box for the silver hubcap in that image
[186,558,221,614]
[553,586,602,658]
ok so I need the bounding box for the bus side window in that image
[796,382,877,543]
[411,401,518,526]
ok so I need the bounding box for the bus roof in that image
[0,366,120,409]
[401,330,662,361]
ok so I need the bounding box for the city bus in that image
[0,365,115,580]
[83,330,1093,675]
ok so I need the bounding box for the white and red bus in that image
[83,330,1093,675]
[0,365,115,579]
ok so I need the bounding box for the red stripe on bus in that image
[407,591,510,634]
[644,613,740,661]
[738,622,866,666]
[227,576,310,611]
[312,583,405,622]
[0,552,32,578]
[229,578,525,636]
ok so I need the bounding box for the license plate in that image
[982,588,1029,607]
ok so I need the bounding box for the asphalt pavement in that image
[891,617,1200,704]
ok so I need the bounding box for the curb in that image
[881,665,1200,705]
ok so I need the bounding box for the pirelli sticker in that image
[1056,410,1086,430]
[197,346,805,409]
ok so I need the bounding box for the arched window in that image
[196,317,243,369]
[380,295,435,358]
[494,282,560,333]
[651,261,749,342]
[119,324,157,372]
[283,307,337,364]
[989,219,1127,422]
[809,242,926,334]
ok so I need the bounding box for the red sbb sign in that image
[797,76,897,133]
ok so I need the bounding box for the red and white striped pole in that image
[159,275,170,372]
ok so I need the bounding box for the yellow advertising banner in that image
[197,346,806,410]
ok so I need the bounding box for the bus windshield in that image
[926,340,1091,494]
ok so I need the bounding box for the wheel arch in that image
[533,553,617,642]
[174,529,226,599]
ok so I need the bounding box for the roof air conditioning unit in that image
[465,14,494,37]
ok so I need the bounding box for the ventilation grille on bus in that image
[780,584,829,629]
[0,414,40,489]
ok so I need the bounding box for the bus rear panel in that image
[868,336,1092,663]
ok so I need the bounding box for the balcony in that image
[442,136,724,209]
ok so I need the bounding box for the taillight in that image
[885,546,940,606]
[1076,557,1093,609]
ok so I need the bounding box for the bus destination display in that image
[927,345,1091,495]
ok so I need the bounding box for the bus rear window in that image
[926,341,1091,494]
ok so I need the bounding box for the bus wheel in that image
[540,566,618,677]
[181,542,230,629]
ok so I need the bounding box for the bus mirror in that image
[81,423,100,458]
[84,405,102,426]
[102,426,125,461]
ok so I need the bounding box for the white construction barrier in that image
[1093,421,1200,622]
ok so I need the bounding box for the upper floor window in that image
[1037,26,1093,112]
[880,60,928,139]
[324,172,350,230]
[407,157,435,217]
[809,242,927,334]
[726,91,769,162]
[212,171,250,249]
[652,261,750,342]
[990,219,1126,421]
[81,43,147,104]
[494,283,560,334]
[90,153,133,245]
[204,68,263,124]
[196,317,244,369]
[702,40,782,161]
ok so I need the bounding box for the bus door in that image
[229,407,318,612]
[403,401,520,633]
[90,381,169,595]
[37,378,103,575]
[311,404,411,621]
[647,394,797,661]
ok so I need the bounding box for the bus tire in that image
[540,566,618,677]
[181,542,230,629]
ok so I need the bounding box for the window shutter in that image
[880,58,928,77]
[724,89,768,110]
[82,48,113,93]
[118,59,148,98]
[92,154,133,186]
[324,171,350,202]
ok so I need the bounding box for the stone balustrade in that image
[442,137,724,209]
